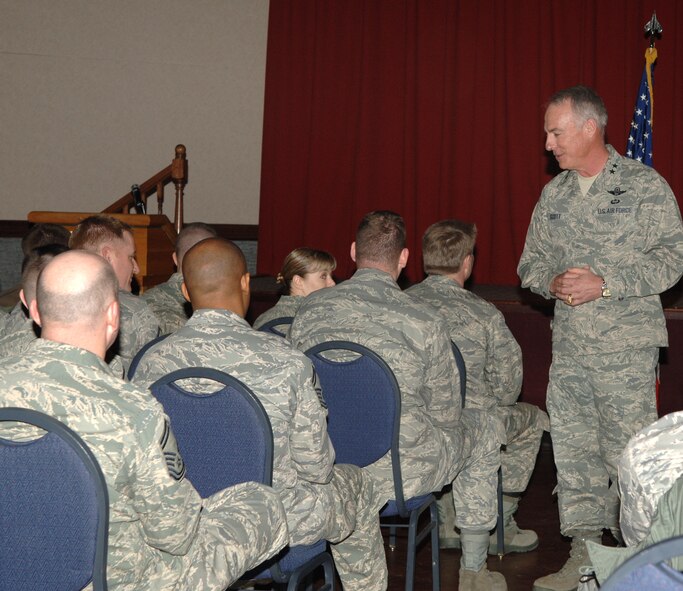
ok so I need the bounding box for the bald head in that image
[175,222,218,268]
[182,238,250,316]
[37,251,119,328]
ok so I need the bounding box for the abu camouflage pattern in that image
[547,347,658,536]
[0,338,288,591]
[141,272,192,335]
[618,410,683,546]
[132,308,387,591]
[252,294,303,335]
[518,145,683,356]
[407,275,549,493]
[108,290,161,375]
[407,275,523,411]
[290,268,504,531]
[0,301,37,360]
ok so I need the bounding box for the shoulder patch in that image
[311,367,328,410]
[160,419,186,481]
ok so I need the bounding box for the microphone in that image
[131,184,146,214]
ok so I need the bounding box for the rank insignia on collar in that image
[607,187,625,196]
[609,163,618,174]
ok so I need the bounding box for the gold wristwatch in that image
[601,279,612,299]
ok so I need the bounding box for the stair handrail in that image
[102,144,187,233]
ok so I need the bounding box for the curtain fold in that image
[259,0,683,285]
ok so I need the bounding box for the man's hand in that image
[549,266,603,306]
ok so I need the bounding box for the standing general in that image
[518,85,683,591]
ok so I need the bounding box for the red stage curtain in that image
[259,0,683,285]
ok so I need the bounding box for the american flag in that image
[626,48,657,167]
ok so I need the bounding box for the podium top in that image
[28,211,172,229]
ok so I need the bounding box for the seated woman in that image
[253,247,336,334]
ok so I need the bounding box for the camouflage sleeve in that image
[420,322,461,428]
[484,310,523,406]
[288,362,335,484]
[517,195,561,300]
[605,178,683,299]
[130,411,203,555]
[618,411,683,546]
[138,302,162,344]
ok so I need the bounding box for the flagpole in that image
[644,12,662,127]
[625,11,662,167]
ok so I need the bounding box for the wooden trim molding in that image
[0,220,259,242]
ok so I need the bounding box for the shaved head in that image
[37,251,119,326]
[175,222,218,268]
[182,238,249,314]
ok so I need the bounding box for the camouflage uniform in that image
[0,302,37,360]
[407,275,549,493]
[252,295,303,333]
[132,309,387,591]
[518,144,683,536]
[141,272,191,334]
[0,338,289,591]
[617,411,683,546]
[107,290,160,377]
[290,268,504,531]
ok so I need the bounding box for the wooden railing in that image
[103,144,188,234]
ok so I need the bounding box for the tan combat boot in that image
[488,516,539,554]
[488,494,539,555]
[532,531,601,591]
[459,565,507,591]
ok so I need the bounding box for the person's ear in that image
[398,248,409,269]
[350,242,357,263]
[181,281,191,303]
[100,245,114,265]
[104,300,120,348]
[29,299,41,327]
[19,289,28,311]
[583,118,598,137]
[172,252,178,269]
[464,253,475,278]
[241,272,251,295]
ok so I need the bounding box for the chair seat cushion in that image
[381,493,435,517]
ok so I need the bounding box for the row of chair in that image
[4,326,682,589]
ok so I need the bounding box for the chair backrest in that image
[257,316,295,338]
[0,407,109,591]
[600,535,683,591]
[304,341,406,509]
[149,367,328,584]
[127,332,170,380]
[149,367,273,496]
[450,340,467,408]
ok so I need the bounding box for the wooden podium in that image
[27,211,176,293]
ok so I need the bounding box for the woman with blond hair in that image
[253,248,336,334]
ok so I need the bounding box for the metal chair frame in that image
[306,341,439,591]
[257,316,295,338]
